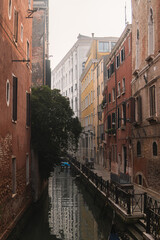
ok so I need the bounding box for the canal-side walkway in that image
[93,163,160,201]
[69,158,160,240]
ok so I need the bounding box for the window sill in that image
[133,121,140,127]
[146,116,158,124]
[133,69,139,76]
[117,95,121,98]
[145,54,154,63]
[121,91,125,95]
[12,120,17,124]
[121,125,126,130]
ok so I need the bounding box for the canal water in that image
[18,167,130,240]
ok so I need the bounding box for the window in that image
[107,115,111,129]
[137,141,141,156]
[148,8,154,55]
[27,41,30,60]
[109,93,111,103]
[101,61,103,72]
[118,107,121,128]
[122,103,126,126]
[12,76,18,121]
[26,154,29,185]
[153,142,157,156]
[12,157,16,194]
[82,62,85,72]
[107,68,110,79]
[8,0,12,19]
[111,42,116,50]
[97,85,100,96]
[21,24,23,42]
[112,88,115,102]
[122,78,125,93]
[75,97,77,111]
[110,62,114,75]
[112,112,116,129]
[71,99,73,109]
[149,85,156,116]
[75,83,77,90]
[118,82,121,96]
[71,86,73,92]
[6,80,10,106]
[135,95,142,123]
[14,9,18,42]
[28,0,31,9]
[116,54,120,68]
[99,41,109,52]
[121,47,125,62]
[26,92,30,127]
[128,37,131,54]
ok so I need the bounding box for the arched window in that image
[137,141,141,156]
[153,142,157,156]
[6,80,10,106]
[148,7,154,55]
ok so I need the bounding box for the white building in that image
[51,34,93,118]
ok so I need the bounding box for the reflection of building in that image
[48,169,80,240]
[32,0,51,87]
[104,24,132,183]
[0,0,32,238]
[131,0,160,193]
[80,36,118,165]
[51,34,92,118]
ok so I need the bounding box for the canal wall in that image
[6,186,48,240]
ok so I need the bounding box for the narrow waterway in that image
[18,167,130,240]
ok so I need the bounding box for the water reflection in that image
[18,166,114,240]
[48,167,112,240]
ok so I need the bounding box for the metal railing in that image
[70,157,160,239]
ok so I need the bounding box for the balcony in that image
[105,128,116,136]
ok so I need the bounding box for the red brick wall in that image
[0,0,32,238]
[132,0,160,193]
[104,27,133,178]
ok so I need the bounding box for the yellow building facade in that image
[80,36,118,166]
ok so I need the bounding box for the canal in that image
[17,167,131,240]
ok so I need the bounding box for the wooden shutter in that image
[26,93,30,126]
[130,97,135,123]
[138,95,142,123]
[14,10,18,42]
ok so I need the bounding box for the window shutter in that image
[130,97,135,123]
[108,115,111,129]
[26,93,30,126]
[138,95,142,123]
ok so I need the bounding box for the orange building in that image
[80,35,118,166]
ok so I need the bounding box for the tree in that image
[31,86,82,179]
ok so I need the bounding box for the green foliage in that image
[31,86,82,179]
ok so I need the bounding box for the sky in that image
[49,0,132,70]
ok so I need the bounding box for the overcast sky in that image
[49,0,132,70]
